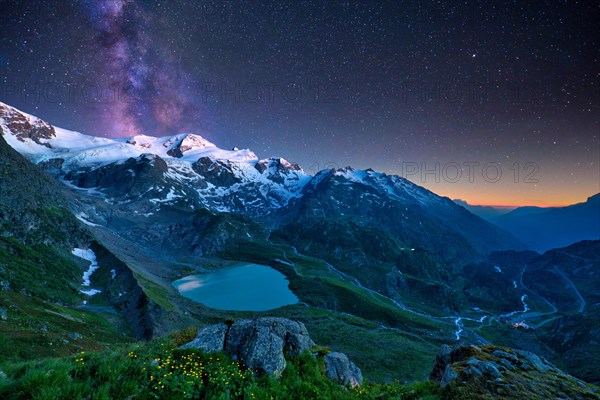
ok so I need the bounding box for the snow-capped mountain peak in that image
[125,134,161,149]
[0,102,258,166]
[256,157,303,174]
[0,100,520,252]
[0,102,56,146]
[161,133,215,157]
[0,101,312,215]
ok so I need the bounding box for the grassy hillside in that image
[0,238,134,362]
[0,329,441,400]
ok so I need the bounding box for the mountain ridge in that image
[492,194,600,252]
[0,101,521,256]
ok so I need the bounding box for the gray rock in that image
[181,323,228,353]
[430,344,452,382]
[0,280,9,291]
[324,352,364,387]
[498,357,515,370]
[492,349,518,363]
[68,332,82,340]
[0,307,6,321]
[466,358,501,378]
[38,158,64,173]
[228,322,286,376]
[431,344,600,398]
[181,318,315,377]
[225,317,314,376]
[514,349,554,372]
[465,365,483,376]
[179,317,362,386]
[192,157,242,187]
[440,365,459,388]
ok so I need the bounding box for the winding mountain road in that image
[273,245,580,341]
[552,265,586,313]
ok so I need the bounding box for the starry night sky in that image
[0,0,598,206]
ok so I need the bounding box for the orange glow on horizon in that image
[416,182,598,209]
[468,203,565,208]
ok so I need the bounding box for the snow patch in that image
[72,248,102,296]
[75,212,101,227]
[80,288,102,296]
[149,187,182,203]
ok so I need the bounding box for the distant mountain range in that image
[454,196,600,252]
[491,194,600,252]
[453,199,515,220]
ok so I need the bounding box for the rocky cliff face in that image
[90,242,163,340]
[0,103,55,146]
[430,344,599,399]
[65,154,170,201]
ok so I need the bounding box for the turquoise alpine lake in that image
[172,263,298,311]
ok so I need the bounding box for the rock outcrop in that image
[255,157,303,184]
[192,157,242,187]
[0,103,55,145]
[430,344,599,399]
[182,318,313,376]
[89,241,183,340]
[324,352,363,387]
[65,154,169,199]
[182,317,363,387]
[224,318,314,376]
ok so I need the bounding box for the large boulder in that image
[429,344,452,383]
[181,317,363,386]
[225,320,287,376]
[324,352,363,387]
[182,318,315,376]
[430,344,599,399]
[224,318,314,376]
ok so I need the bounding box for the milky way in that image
[83,0,198,136]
